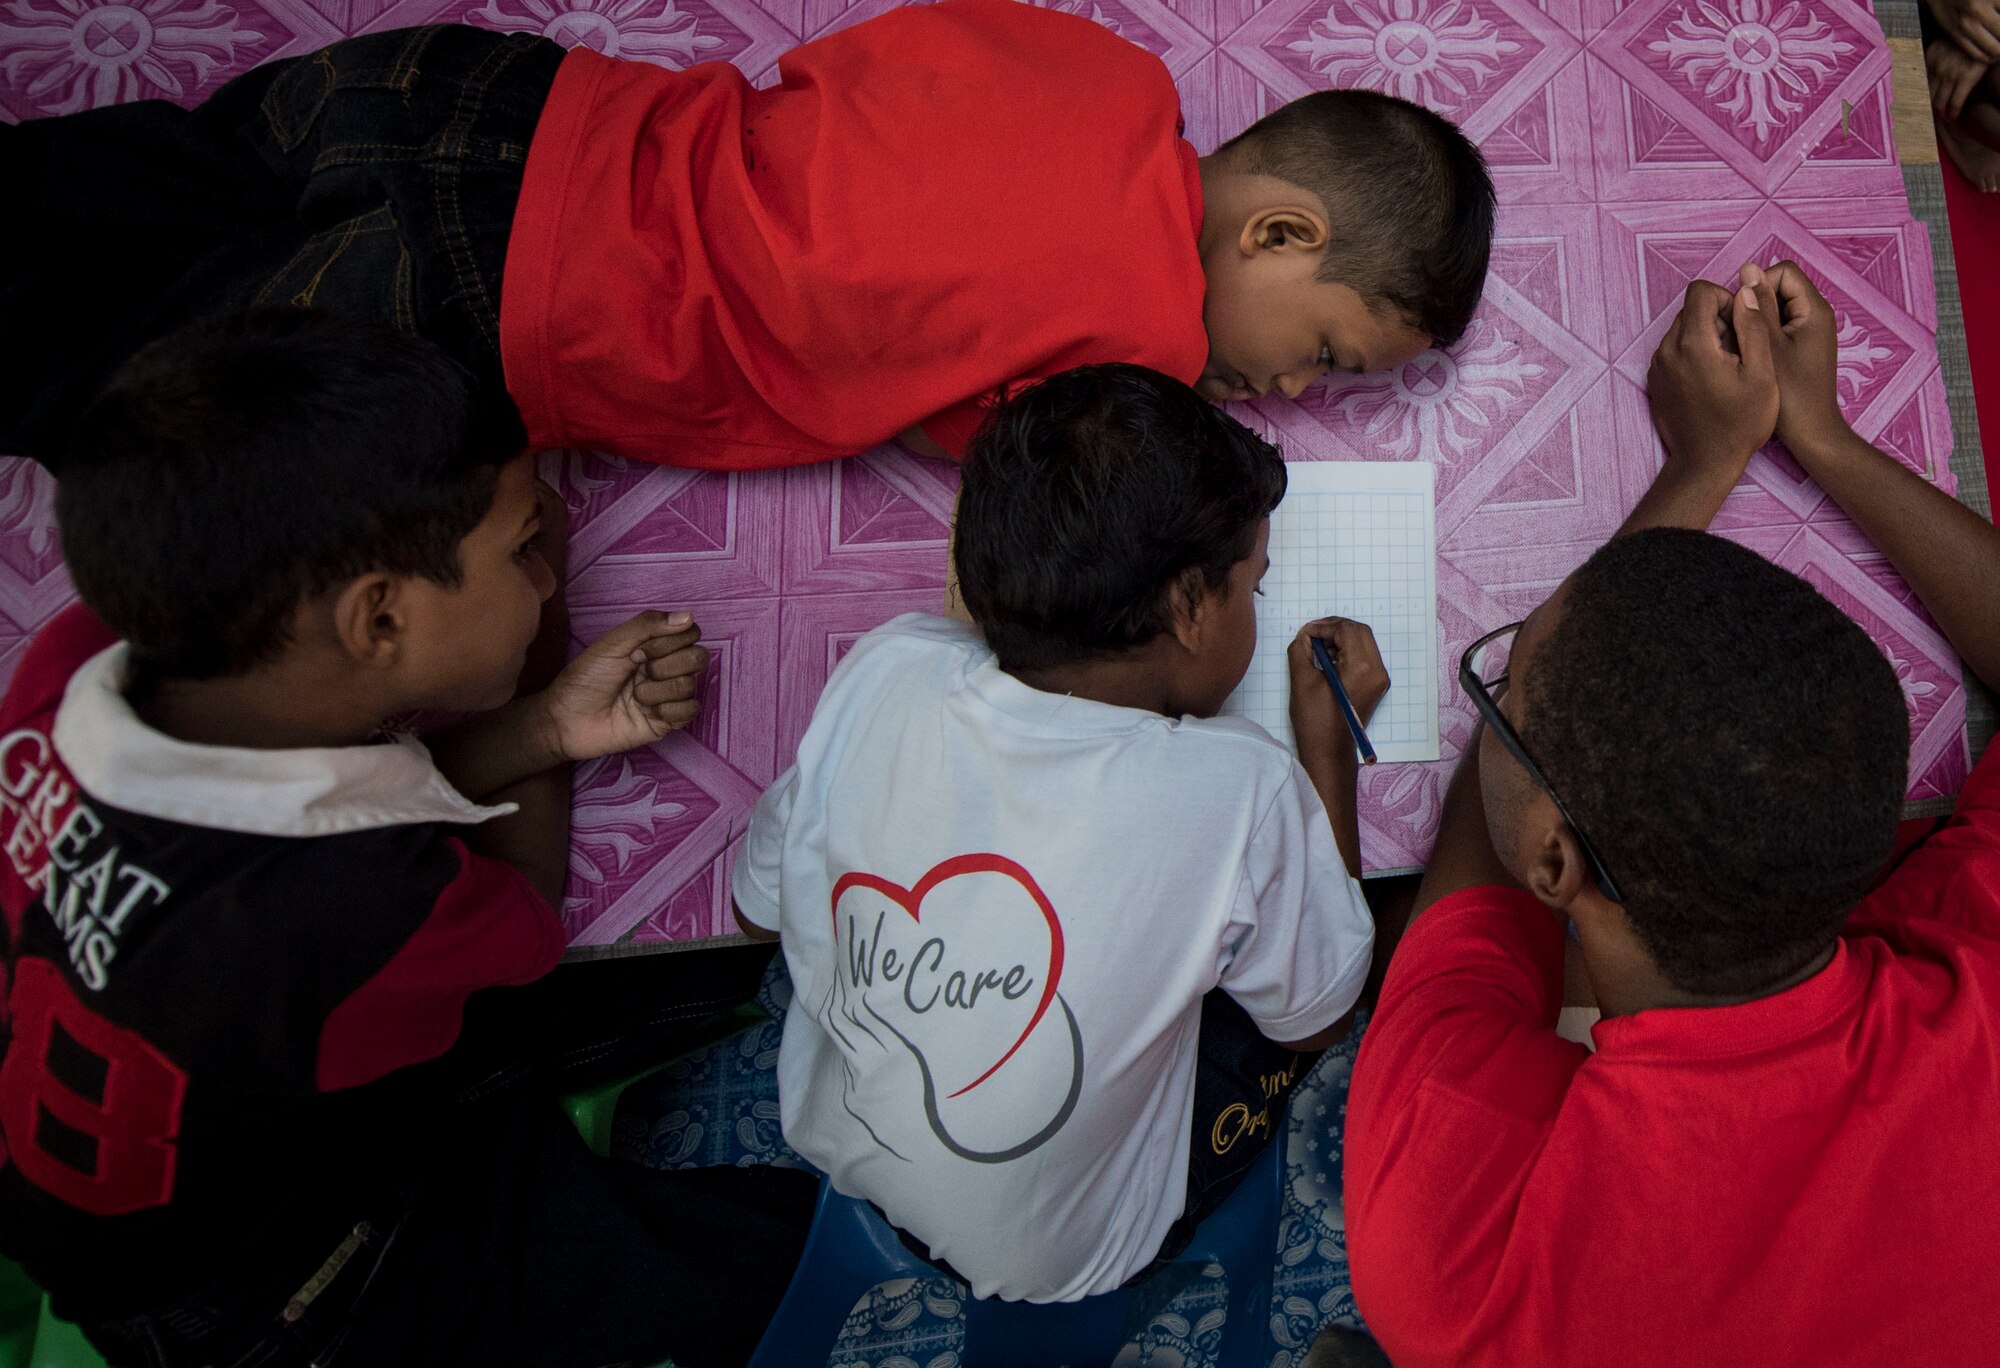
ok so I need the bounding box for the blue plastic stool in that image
[559,1001,770,1158]
[747,1132,1286,1368]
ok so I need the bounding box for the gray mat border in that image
[1881,0,1996,796]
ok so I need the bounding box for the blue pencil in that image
[1310,635,1378,766]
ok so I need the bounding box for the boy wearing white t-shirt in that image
[732,364,1385,1302]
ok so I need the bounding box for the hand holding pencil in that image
[1287,617,1391,767]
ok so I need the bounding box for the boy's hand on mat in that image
[1927,40,1990,121]
[1757,261,1852,461]
[1289,617,1390,747]
[1935,0,2000,62]
[538,611,709,761]
[1646,272,1777,481]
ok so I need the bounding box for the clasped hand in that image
[1932,0,2000,64]
[1646,258,1851,483]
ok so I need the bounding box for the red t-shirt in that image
[500,0,1209,469]
[1345,744,2000,1367]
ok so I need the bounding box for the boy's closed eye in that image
[1318,344,1364,376]
[514,514,543,561]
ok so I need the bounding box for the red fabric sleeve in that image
[1346,887,1581,1217]
[315,840,565,1091]
[1344,888,1586,1363]
[1361,886,1572,1085]
[1848,742,2000,939]
[2,606,117,726]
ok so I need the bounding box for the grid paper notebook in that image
[1220,462,1440,764]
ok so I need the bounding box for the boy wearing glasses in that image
[1342,262,2000,1366]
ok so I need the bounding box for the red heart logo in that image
[830,852,1065,1098]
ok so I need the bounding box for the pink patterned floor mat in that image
[0,0,1964,948]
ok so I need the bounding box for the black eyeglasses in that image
[1459,622,1625,903]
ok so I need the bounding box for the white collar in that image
[51,643,517,838]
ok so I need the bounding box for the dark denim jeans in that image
[1,24,560,469]
[1154,988,1319,1264]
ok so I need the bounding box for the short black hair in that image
[956,364,1286,675]
[58,310,525,680]
[1522,529,1908,996]
[1225,90,1494,347]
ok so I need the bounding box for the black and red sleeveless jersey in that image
[0,606,563,1322]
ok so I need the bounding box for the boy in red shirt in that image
[1341,262,2000,1366]
[3,1,1492,472]
[0,311,811,1367]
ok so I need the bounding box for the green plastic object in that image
[0,1323,30,1368]
[560,1002,769,1158]
[0,1259,38,1368]
[28,1300,106,1368]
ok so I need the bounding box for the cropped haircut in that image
[956,364,1286,675]
[58,310,525,681]
[1225,89,1494,347]
[1522,529,1908,997]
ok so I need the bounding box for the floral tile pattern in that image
[0,0,1965,936]
[0,0,341,117]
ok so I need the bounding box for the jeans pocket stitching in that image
[258,48,335,154]
[393,241,415,334]
[433,38,532,356]
[388,25,444,96]
[254,210,398,310]
[304,143,427,180]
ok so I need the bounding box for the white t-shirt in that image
[733,615,1373,1301]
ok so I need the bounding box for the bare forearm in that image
[1618,453,1745,535]
[426,697,564,803]
[430,591,575,903]
[427,596,572,801]
[1301,747,1363,878]
[1795,424,2000,690]
[463,763,573,909]
[1412,733,1517,919]
[732,900,781,943]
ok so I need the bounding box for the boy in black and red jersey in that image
[0,311,810,1368]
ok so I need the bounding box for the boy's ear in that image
[1241,203,1330,258]
[330,573,407,668]
[1167,569,1209,653]
[1522,815,1593,913]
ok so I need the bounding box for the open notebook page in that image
[1219,461,1439,763]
